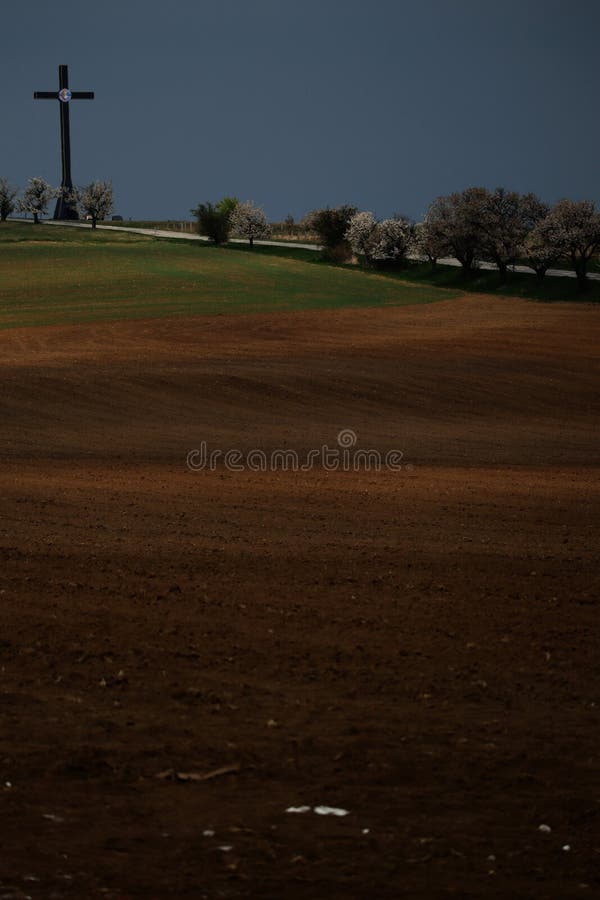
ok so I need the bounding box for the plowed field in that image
[0,295,598,898]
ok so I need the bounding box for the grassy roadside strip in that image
[224,241,600,303]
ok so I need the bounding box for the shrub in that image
[304,205,357,261]
[191,197,239,244]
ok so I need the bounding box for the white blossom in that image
[229,201,270,246]
[73,181,113,229]
[369,218,412,261]
[346,212,411,264]
[18,177,58,224]
[345,211,378,257]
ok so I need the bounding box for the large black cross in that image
[34,65,94,220]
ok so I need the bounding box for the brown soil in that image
[0,295,598,899]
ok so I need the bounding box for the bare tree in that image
[524,221,560,281]
[18,177,58,224]
[413,219,449,269]
[520,197,556,281]
[0,178,19,222]
[424,189,483,273]
[72,181,113,229]
[229,201,270,247]
[423,187,557,281]
[520,194,551,232]
[476,187,538,281]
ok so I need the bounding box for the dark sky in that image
[3,0,599,221]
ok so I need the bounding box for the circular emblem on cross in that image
[58,88,72,103]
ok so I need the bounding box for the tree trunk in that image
[33,212,39,225]
[92,217,97,230]
[497,261,508,282]
[572,252,587,290]
[249,236,254,247]
[457,247,476,274]
[576,267,588,291]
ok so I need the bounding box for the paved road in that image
[433,255,600,282]
[22,218,600,281]
[43,219,321,250]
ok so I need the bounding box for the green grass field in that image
[0,223,458,329]
[229,241,600,302]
